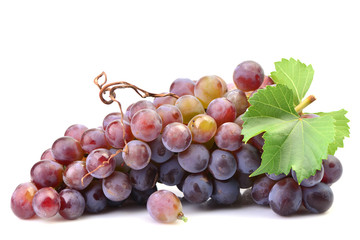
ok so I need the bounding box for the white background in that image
[1,0,359,239]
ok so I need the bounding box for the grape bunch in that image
[10,60,343,223]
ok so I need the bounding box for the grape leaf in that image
[270,58,314,106]
[315,109,350,155]
[242,84,335,183]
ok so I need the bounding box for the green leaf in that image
[242,84,335,183]
[315,109,350,155]
[271,58,314,106]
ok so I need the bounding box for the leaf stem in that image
[295,95,316,114]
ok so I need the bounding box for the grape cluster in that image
[10,60,343,223]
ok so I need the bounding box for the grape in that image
[178,144,210,173]
[30,160,64,189]
[211,178,240,205]
[214,122,243,151]
[175,95,205,124]
[208,149,237,180]
[206,98,236,127]
[64,124,88,142]
[235,171,254,189]
[102,171,132,202]
[194,75,227,108]
[156,104,183,130]
[129,162,158,191]
[153,94,177,108]
[63,160,93,190]
[59,189,85,220]
[147,190,186,223]
[302,183,334,213]
[162,122,192,152]
[109,148,131,173]
[52,136,84,165]
[248,133,265,153]
[169,78,195,97]
[259,75,274,89]
[32,187,61,218]
[234,114,244,128]
[233,60,264,92]
[292,165,324,187]
[234,143,261,174]
[322,155,343,185]
[122,140,151,170]
[224,89,249,116]
[182,173,213,204]
[130,186,157,205]
[148,135,174,164]
[251,175,276,205]
[86,148,116,179]
[130,109,162,142]
[105,119,134,148]
[266,172,287,181]
[188,114,217,143]
[40,148,55,161]
[82,181,107,213]
[11,182,38,219]
[102,112,123,130]
[128,100,156,120]
[159,155,186,186]
[268,178,302,216]
[81,128,110,154]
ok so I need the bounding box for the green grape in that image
[194,75,227,108]
[188,114,217,143]
[175,95,205,124]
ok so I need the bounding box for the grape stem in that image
[177,212,188,222]
[294,95,316,114]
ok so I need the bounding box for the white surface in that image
[1,0,359,239]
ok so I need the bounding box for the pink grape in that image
[32,187,61,218]
[147,190,187,223]
[162,122,192,152]
[11,182,38,219]
[122,140,151,170]
[52,136,84,165]
[130,109,162,142]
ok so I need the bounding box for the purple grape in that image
[59,189,85,220]
[224,89,249,116]
[251,175,276,205]
[322,155,343,185]
[128,100,156,120]
[208,149,237,180]
[302,183,334,213]
[148,135,174,164]
[269,178,302,216]
[234,143,261,174]
[156,104,183,131]
[82,181,107,213]
[159,155,186,186]
[130,186,157,205]
[40,148,55,161]
[102,112,123,130]
[105,119,134,148]
[183,173,213,204]
[129,162,158,191]
[178,144,210,173]
[211,178,240,205]
[292,165,324,187]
